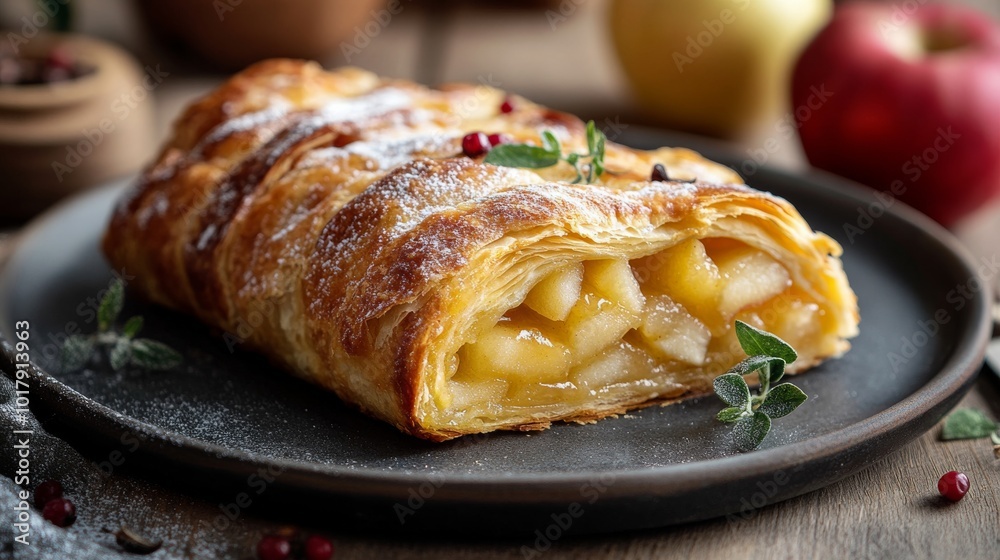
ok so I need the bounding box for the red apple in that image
[792,2,1000,226]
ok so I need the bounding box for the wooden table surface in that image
[2,1,1000,558]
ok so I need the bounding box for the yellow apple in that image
[609,0,831,137]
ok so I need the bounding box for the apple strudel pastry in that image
[103,60,858,440]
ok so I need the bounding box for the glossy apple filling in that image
[443,238,830,416]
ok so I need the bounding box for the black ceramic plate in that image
[0,128,990,536]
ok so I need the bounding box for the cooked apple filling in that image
[445,238,833,417]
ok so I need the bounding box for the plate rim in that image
[0,128,991,507]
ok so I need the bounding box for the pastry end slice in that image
[407,191,858,440]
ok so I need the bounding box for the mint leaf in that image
[713,373,751,409]
[130,339,182,370]
[586,120,598,154]
[98,280,125,332]
[482,121,606,184]
[122,316,144,339]
[734,320,797,363]
[941,408,997,440]
[593,132,606,170]
[717,407,745,423]
[592,150,605,179]
[729,355,785,384]
[61,335,94,372]
[733,411,771,452]
[767,362,785,385]
[592,161,604,181]
[757,384,808,419]
[541,130,560,153]
[109,338,132,371]
[484,144,560,168]
[585,122,606,183]
[61,283,179,376]
[716,321,806,451]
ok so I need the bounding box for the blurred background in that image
[0,0,999,242]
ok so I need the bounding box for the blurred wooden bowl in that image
[0,34,156,221]
[135,0,388,70]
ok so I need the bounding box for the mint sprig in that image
[940,408,997,440]
[714,320,807,452]
[484,120,607,183]
[940,407,1000,459]
[61,279,182,372]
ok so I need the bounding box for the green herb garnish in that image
[940,408,998,441]
[484,120,606,184]
[714,320,808,452]
[61,279,182,372]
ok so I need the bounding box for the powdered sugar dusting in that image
[624,181,701,199]
[305,161,531,314]
[193,87,410,154]
[320,161,476,276]
[195,223,217,251]
[201,88,419,234]
[345,133,457,168]
[295,132,458,172]
[266,87,415,149]
[196,98,293,152]
[316,87,410,121]
[385,163,476,236]
[135,191,171,230]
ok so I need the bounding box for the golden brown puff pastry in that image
[102,60,859,441]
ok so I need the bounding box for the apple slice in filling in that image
[638,294,711,365]
[447,240,817,417]
[522,263,583,321]
[562,259,644,363]
[458,321,572,385]
[712,244,792,318]
[634,238,725,329]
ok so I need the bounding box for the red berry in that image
[305,535,334,560]
[462,132,491,158]
[938,471,970,502]
[500,97,515,114]
[45,46,74,70]
[487,133,512,147]
[34,480,64,508]
[42,498,76,527]
[257,535,291,560]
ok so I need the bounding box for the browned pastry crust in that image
[103,60,859,441]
